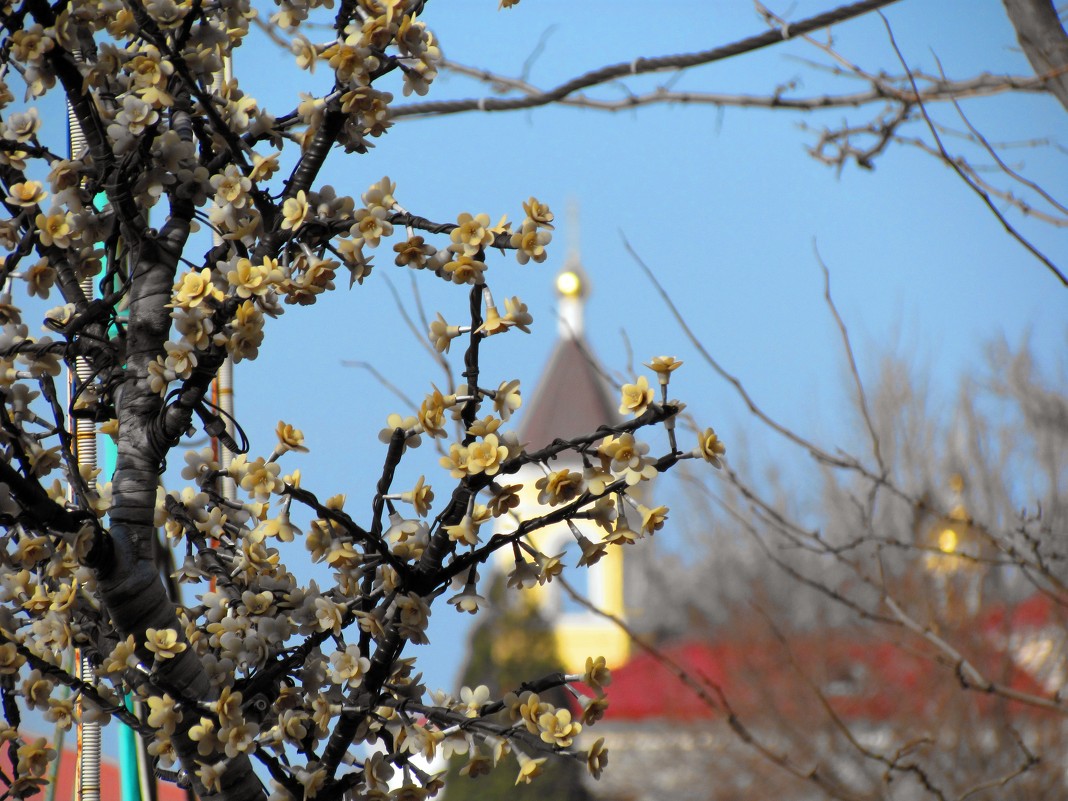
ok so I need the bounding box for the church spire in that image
[555,254,588,339]
[555,200,589,339]
[520,202,616,450]
[500,201,630,671]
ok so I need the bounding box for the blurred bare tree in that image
[611,326,1068,800]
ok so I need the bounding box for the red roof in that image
[599,599,1061,724]
[979,592,1067,633]
[42,744,188,801]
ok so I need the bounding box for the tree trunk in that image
[1002,0,1068,112]
[98,227,267,801]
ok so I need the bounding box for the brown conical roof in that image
[518,329,620,451]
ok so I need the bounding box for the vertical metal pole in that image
[217,358,235,501]
[68,91,102,801]
[214,54,237,508]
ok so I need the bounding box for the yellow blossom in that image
[281,190,309,230]
[515,751,546,785]
[275,420,308,453]
[638,503,669,535]
[581,694,609,725]
[315,596,345,635]
[467,415,501,437]
[521,196,554,228]
[465,433,508,476]
[4,109,39,142]
[695,427,726,468]
[644,355,683,385]
[584,656,611,695]
[16,738,55,777]
[45,697,75,731]
[252,513,298,543]
[145,627,186,660]
[619,375,654,417]
[211,164,252,207]
[477,304,511,336]
[583,466,615,497]
[445,515,479,547]
[604,516,640,546]
[428,313,465,353]
[510,220,551,265]
[599,433,657,485]
[24,259,55,299]
[577,534,609,567]
[587,738,609,779]
[459,684,490,718]
[163,340,196,379]
[197,761,226,793]
[448,582,486,615]
[537,708,581,747]
[514,691,551,733]
[378,412,421,449]
[328,644,370,689]
[443,253,487,285]
[450,212,493,256]
[0,643,25,674]
[226,257,282,299]
[396,592,432,644]
[393,235,434,268]
[399,475,434,516]
[487,483,521,517]
[351,205,393,247]
[172,268,223,310]
[362,175,396,210]
[21,670,53,709]
[6,180,46,207]
[35,209,73,248]
[471,503,493,526]
[249,151,281,181]
[503,296,533,332]
[418,387,451,438]
[493,379,522,420]
[489,213,512,236]
[238,457,284,500]
[538,553,565,584]
[535,469,584,506]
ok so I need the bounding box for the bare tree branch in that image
[392,0,905,119]
[880,13,1068,287]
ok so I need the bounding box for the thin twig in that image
[880,13,1067,287]
[622,235,857,470]
[814,245,886,478]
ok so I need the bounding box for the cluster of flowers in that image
[141,178,555,402]
[0,0,443,340]
[427,655,611,787]
[0,0,729,797]
[392,197,553,296]
[145,214,725,791]
[136,291,723,798]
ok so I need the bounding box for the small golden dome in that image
[556,269,582,298]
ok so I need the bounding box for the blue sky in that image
[212,1,1066,693]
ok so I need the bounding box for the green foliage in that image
[443,577,592,801]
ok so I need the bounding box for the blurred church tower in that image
[493,218,631,672]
